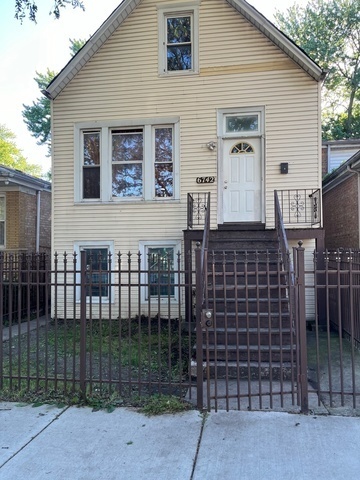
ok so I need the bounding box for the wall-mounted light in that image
[280,162,289,174]
[206,141,216,151]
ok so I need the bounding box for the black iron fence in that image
[0,251,195,400]
[187,192,210,229]
[303,248,360,411]
[277,189,321,227]
[1,247,360,413]
[0,253,50,325]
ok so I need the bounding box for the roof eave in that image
[45,0,142,100]
[0,167,51,191]
[323,150,360,192]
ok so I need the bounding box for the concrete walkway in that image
[1,403,360,480]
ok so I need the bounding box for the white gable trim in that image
[44,0,325,100]
[45,0,142,99]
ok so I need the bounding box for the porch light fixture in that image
[206,141,216,151]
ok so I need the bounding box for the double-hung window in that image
[158,4,199,75]
[166,15,192,71]
[74,241,114,302]
[112,129,143,198]
[140,240,181,302]
[83,131,101,199]
[154,126,173,197]
[76,119,179,202]
[84,247,109,298]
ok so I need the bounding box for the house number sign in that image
[196,176,215,184]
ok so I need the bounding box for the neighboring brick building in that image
[0,166,51,254]
[323,150,360,249]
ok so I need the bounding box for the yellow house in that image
[44,0,325,319]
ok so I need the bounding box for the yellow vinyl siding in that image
[51,0,320,315]
[289,239,316,320]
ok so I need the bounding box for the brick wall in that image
[19,190,37,251]
[4,189,51,253]
[5,191,20,249]
[39,190,51,253]
[323,175,359,248]
[322,147,328,178]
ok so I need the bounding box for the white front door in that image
[222,138,262,223]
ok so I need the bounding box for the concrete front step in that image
[207,301,290,316]
[194,360,296,380]
[206,327,293,346]
[202,344,296,363]
[209,313,291,329]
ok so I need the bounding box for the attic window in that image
[166,15,192,71]
[158,4,199,76]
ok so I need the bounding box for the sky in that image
[0,0,309,175]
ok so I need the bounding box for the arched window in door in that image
[230,142,254,154]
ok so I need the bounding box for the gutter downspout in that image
[347,166,360,248]
[36,190,41,253]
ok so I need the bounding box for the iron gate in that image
[195,245,300,412]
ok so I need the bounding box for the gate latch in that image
[201,309,214,329]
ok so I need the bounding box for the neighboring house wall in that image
[323,175,359,249]
[0,186,51,254]
[39,191,51,253]
[5,191,20,250]
[51,0,321,257]
[322,141,360,177]
[289,238,315,320]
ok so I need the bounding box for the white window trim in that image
[139,239,182,303]
[0,195,5,248]
[74,118,180,203]
[157,2,200,76]
[74,240,114,303]
[217,107,265,139]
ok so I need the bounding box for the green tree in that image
[69,37,85,56]
[275,0,360,139]
[15,0,84,22]
[322,107,360,140]
[0,125,42,177]
[22,69,55,154]
[22,38,86,154]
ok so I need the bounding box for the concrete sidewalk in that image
[1,403,359,480]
